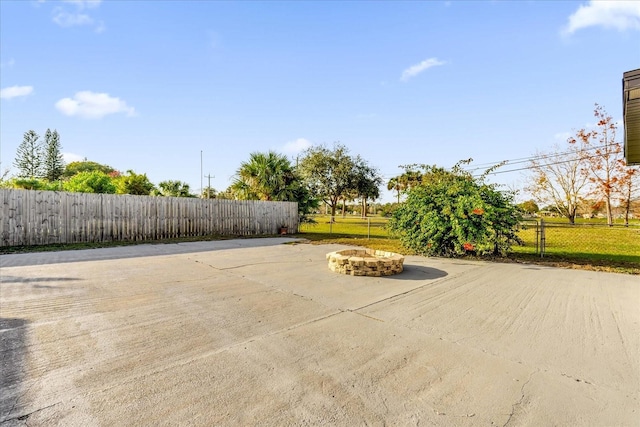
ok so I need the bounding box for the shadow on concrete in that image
[1,275,82,285]
[382,264,448,281]
[0,318,29,423]
[0,237,303,268]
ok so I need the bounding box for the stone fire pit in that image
[326,249,404,277]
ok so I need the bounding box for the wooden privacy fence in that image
[0,189,299,247]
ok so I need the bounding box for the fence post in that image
[540,218,546,258]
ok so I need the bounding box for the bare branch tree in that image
[527,142,590,224]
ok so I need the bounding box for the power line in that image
[464,142,619,173]
[468,142,620,176]
[379,142,623,181]
[474,150,622,177]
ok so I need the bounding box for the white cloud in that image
[55,91,136,119]
[401,58,446,82]
[52,0,105,32]
[1,85,34,99]
[52,9,93,27]
[63,0,102,9]
[562,1,640,35]
[63,152,84,164]
[282,138,312,155]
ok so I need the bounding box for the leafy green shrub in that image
[63,160,115,178]
[63,171,116,194]
[114,170,155,195]
[388,163,522,257]
[7,178,61,191]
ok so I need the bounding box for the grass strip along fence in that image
[299,215,640,274]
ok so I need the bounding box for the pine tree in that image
[43,129,65,182]
[14,130,43,179]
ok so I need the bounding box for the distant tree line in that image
[1,134,385,222]
[2,129,194,197]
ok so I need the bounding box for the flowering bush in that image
[388,162,523,257]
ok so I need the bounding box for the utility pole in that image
[204,174,214,199]
[200,150,203,198]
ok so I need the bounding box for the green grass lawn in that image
[297,215,640,274]
[300,215,392,238]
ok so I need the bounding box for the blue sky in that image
[1,0,639,202]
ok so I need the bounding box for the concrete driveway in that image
[1,238,638,426]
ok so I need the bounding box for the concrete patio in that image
[1,238,638,426]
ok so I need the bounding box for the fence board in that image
[0,189,298,247]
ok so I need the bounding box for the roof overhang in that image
[623,69,640,165]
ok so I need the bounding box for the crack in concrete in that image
[349,311,385,322]
[191,258,313,272]
[433,409,476,418]
[2,357,52,425]
[560,372,593,385]
[1,402,61,424]
[503,369,538,427]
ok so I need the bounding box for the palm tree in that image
[230,151,297,201]
[387,177,403,203]
[155,180,194,197]
[402,170,423,191]
[388,170,424,204]
[231,151,319,221]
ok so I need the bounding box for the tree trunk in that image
[568,205,576,224]
[624,184,631,226]
[605,197,613,226]
[330,197,338,219]
[361,198,367,218]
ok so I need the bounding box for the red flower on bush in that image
[463,242,475,251]
[472,208,484,215]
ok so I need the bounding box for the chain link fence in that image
[300,215,391,239]
[516,219,640,264]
